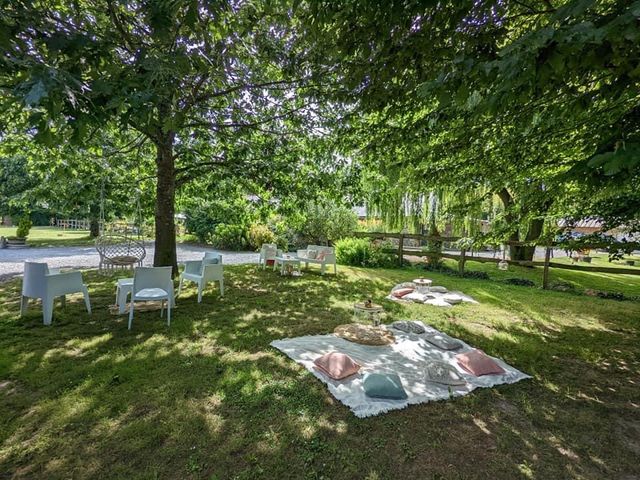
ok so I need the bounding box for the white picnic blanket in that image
[271,322,530,418]
[386,290,478,307]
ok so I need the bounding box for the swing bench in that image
[95,234,146,271]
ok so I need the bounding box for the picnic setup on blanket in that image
[272,320,530,417]
[387,278,478,307]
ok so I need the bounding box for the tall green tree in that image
[1,0,325,270]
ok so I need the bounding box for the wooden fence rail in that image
[353,231,640,289]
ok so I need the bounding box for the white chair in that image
[20,262,91,325]
[258,243,279,270]
[128,266,174,330]
[178,255,224,303]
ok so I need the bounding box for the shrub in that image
[211,224,247,250]
[295,201,358,245]
[16,215,32,238]
[504,278,536,287]
[335,237,397,268]
[549,280,576,292]
[459,270,490,280]
[247,223,276,250]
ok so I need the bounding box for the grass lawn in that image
[0,226,95,247]
[430,257,640,298]
[1,264,639,479]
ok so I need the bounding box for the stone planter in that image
[626,260,635,266]
[6,237,27,248]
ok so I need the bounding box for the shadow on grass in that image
[0,265,639,479]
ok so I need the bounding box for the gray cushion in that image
[423,333,463,351]
[429,286,448,293]
[307,249,317,259]
[391,320,426,334]
[363,373,408,400]
[424,361,466,386]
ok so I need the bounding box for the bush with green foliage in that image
[247,223,276,250]
[295,201,358,246]
[15,214,32,238]
[504,278,536,287]
[184,198,252,243]
[211,223,247,250]
[335,237,397,268]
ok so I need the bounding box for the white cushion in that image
[430,286,448,293]
[443,294,463,305]
[403,292,430,303]
[134,288,168,299]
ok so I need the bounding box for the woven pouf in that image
[334,323,396,346]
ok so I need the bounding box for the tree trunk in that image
[153,132,178,274]
[89,218,100,237]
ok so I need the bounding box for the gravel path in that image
[0,243,259,281]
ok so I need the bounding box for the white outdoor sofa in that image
[296,245,337,275]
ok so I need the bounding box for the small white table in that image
[115,278,134,314]
[273,256,301,276]
[353,302,384,326]
[413,278,433,294]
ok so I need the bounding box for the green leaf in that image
[24,80,48,106]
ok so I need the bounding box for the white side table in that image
[115,278,134,314]
[413,278,433,294]
[353,302,384,326]
[274,256,301,276]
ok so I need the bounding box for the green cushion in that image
[363,373,408,400]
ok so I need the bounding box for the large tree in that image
[0,0,325,270]
[301,0,640,259]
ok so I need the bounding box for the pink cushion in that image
[392,287,414,298]
[456,349,506,376]
[316,251,326,261]
[314,352,360,380]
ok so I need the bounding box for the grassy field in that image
[1,264,639,479]
[428,256,640,298]
[0,226,94,247]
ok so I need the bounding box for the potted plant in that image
[6,215,32,248]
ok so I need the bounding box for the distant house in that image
[558,218,633,241]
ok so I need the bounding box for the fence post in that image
[459,248,466,274]
[398,234,404,266]
[543,246,551,289]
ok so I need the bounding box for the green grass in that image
[431,257,640,298]
[1,265,639,479]
[0,226,95,247]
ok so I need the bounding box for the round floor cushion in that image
[334,324,396,346]
[443,294,463,305]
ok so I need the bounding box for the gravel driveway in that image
[0,243,259,281]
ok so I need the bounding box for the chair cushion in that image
[363,373,408,400]
[316,251,326,261]
[392,288,414,298]
[134,288,168,299]
[424,361,467,386]
[313,352,360,380]
[456,349,506,376]
[306,249,317,259]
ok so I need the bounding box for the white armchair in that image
[128,266,174,330]
[178,254,224,303]
[20,262,91,325]
[258,243,279,270]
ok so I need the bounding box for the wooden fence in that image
[352,231,640,289]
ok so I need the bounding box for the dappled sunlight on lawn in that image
[0,265,639,478]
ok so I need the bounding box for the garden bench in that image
[296,245,337,275]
